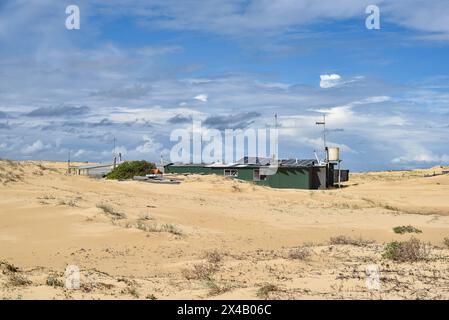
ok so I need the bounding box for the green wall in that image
[165,165,312,189]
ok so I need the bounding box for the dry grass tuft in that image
[96,203,126,219]
[382,237,430,262]
[46,274,64,287]
[204,250,223,264]
[393,225,422,234]
[136,221,183,236]
[288,247,312,260]
[0,260,19,273]
[8,274,32,287]
[444,237,449,248]
[206,279,231,296]
[329,235,374,247]
[182,262,218,281]
[256,283,279,299]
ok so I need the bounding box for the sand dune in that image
[1,160,449,299]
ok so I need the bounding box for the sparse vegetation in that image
[136,221,183,236]
[330,235,374,246]
[0,260,19,273]
[96,203,126,219]
[160,223,183,236]
[393,225,422,234]
[444,237,449,248]
[8,274,31,287]
[288,247,311,260]
[127,286,140,299]
[145,293,158,300]
[182,262,218,281]
[138,213,153,221]
[256,283,279,299]
[58,199,77,207]
[204,250,223,264]
[205,279,230,296]
[46,274,64,287]
[106,160,155,180]
[231,185,241,192]
[382,238,430,262]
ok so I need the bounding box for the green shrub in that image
[393,225,422,234]
[382,238,430,262]
[106,161,155,180]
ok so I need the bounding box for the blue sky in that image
[0,0,448,171]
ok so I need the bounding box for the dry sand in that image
[1,160,449,300]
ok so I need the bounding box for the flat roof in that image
[166,159,318,168]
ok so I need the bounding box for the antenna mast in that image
[315,114,327,161]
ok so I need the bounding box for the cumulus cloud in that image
[194,94,208,102]
[203,112,261,130]
[167,114,193,124]
[73,149,86,158]
[26,105,90,117]
[135,135,163,154]
[21,140,51,155]
[320,74,342,89]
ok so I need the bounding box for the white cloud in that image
[320,74,342,89]
[135,135,163,154]
[21,140,51,155]
[194,94,208,102]
[391,143,449,164]
[74,149,85,158]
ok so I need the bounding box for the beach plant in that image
[106,160,155,180]
[393,225,422,234]
[382,237,430,262]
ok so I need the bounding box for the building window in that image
[224,169,238,177]
[253,169,266,181]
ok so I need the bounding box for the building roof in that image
[166,158,318,168]
[70,162,114,170]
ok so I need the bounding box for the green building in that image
[164,157,338,189]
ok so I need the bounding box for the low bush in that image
[393,225,422,234]
[106,161,155,180]
[382,237,430,262]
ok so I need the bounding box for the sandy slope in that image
[1,160,449,300]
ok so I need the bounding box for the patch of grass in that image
[145,293,158,300]
[8,274,32,287]
[182,262,218,281]
[288,247,311,260]
[204,250,223,264]
[0,260,19,273]
[231,185,241,192]
[58,199,78,207]
[96,203,126,219]
[46,274,64,288]
[138,213,153,221]
[329,235,374,246]
[206,279,230,296]
[256,283,279,300]
[135,222,183,236]
[393,225,422,234]
[127,286,140,299]
[382,237,430,262]
[106,160,155,180]
[160,223,183,236]
[444,237,449,248]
